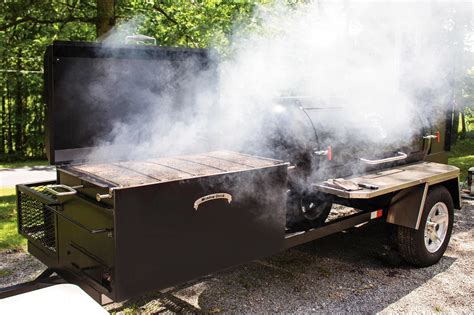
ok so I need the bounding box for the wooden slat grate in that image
[66,150,281,187]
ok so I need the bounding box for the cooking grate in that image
[66,151,281,188]
[18,189,57,253]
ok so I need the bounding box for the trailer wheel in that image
[396,186,454,267]
[286,193,332,231]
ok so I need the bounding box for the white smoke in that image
[84,0,472,177]
[218,1,460,146]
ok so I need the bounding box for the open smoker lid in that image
[44,40,215,165]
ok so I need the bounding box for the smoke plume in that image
[83,1,472,181]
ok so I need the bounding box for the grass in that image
[0,188,26,251]
[0,268,12,278]
[0,160,48,169]
[448,138,474,181]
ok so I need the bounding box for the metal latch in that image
[423,131,440,143]
[314,146,333,161]
[96,188,115,202]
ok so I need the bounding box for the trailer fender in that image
[439,177,461,210]
[386,178,461,230]
[386,183,428,230]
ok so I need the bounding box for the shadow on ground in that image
[107,221,457,313]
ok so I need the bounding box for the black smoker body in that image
[14,41,291,301]
[18,152,287,301]
[9,41,460,304]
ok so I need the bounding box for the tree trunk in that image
[1,94,5,155]
[35,96,42,157]
[35,95,44,157]
[96,0,116,39]
[450,3,467,145]
[14,51,24,155]
[451,107,459,145]
[14,82,24,155]
[7,81,13,154]
[460,108,467,139]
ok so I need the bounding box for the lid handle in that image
[45,184,78,196]
[125,34,157,45]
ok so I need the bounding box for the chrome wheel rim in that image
[300,198,331,221]
[424,202,449,253]
[301,200,320,220]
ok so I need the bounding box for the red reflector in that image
[436,130,440,143]
[370,209,383,219]
[327,146,332,161]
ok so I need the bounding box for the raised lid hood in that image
[44,40,215,165]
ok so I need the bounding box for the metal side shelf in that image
[313,161,460,199]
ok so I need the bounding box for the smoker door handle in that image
[125,34,157,45]
[360,152,407,165]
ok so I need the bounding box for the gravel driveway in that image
[1,200,472,314]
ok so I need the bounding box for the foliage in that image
[0,0,268,160]
[0,159,48,169]
[462,67,474,133]
[0,188,26,251]
[1,0,97,160]
[448,136,474,180]
[0,0,473,160]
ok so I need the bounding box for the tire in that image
[396,185,454,267]
[286,192,332,231]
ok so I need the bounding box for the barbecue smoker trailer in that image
[3,41,461,304]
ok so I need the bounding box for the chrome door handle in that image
[360,152,407,165]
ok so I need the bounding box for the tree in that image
[97,0,116,38]
[0,0,263,160]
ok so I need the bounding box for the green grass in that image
[0,268,12,278]
[448,138,474,180]
[0,160,48,169]
[0,188,26,251]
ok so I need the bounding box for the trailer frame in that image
[0,161,461,305]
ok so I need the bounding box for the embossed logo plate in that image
[194,193,233,210]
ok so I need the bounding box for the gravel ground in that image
[1,199,472,314]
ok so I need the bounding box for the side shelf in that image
[313,162,459,199]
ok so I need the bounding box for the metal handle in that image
[360,152,407,165]
[45,184,77,197]
[45,205,112,236]
[423,131,440,143]
[313,146,333,161]
[125,34,156,45]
